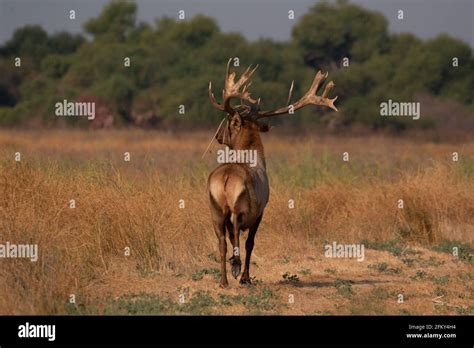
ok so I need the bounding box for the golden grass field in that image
[0,129,473,315]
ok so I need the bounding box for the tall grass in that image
[0,130,472,313]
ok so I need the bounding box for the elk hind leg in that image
[212,216,228,288]
[240,214,262,285]
[230,212,242,279]
[226,219,236,262]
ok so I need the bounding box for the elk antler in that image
[254,70,338,119]
[208,58,259,115]
[209,59,338,119]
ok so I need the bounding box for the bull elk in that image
[207,58,338,287]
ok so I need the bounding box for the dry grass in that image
[0,130,472,315]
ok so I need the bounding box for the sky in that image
[0,0,473,47]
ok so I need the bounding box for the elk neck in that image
[233,126,266,169]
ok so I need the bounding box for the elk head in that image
[209,58,338,149]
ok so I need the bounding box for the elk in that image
[207,58,338,287]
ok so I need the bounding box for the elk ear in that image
[258,122,270,132]
[230,113,242,132]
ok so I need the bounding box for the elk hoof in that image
[231,264,241,279]
[219,281,229,288]
[240,277,251,285]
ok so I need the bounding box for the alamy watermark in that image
[217,147,258,167]
[380,99,420,120]
[18,322,55,341]
[324,241,365,262]
[0,242,38,262]
[55,99,95,120]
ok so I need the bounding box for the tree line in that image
[0,0,472,131]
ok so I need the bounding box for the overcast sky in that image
[0,0,473,47]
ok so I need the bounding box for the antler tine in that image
[208,81,224,111]
[229,65,258,97]
[221,59,259,115]
[255,69,338,119]
[308,71,327,95]
[238,65,258,87]
[306,72,338,111]
[319,79,338,111]
[286,80,294,105]
[225,57,233,80]
[322,81,335,98]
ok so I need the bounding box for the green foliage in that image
[369,262,388,272]
[191,268,221,281]
[292,0,390,66]
[1,25,50,66]
[218,288,277,312]
[1,26,84,69]
[368,262,402,274]
[281,272,300,283]
[360,238,404,256]
[431,275,449,286]
[410,270,427,280]
[334,278,354,296]
[48,32,85,55]
[84,0,137,42]
[41,54,71,79]
[299,268,312,276]
[106,291,217,315]
[95,74,134,115]
[165,15,219,47]
[0,0,472,129]
[432,240,473,264]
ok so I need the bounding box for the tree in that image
[166,15,219,47]
[1,25,50,67]
[292,0,389,68]
[49,32,85,55]
[84,0,137,42]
